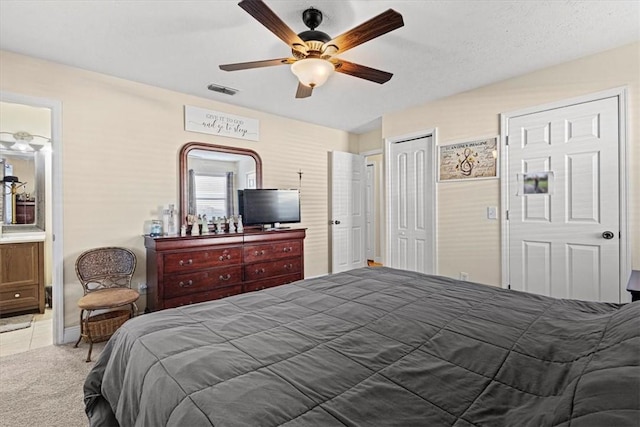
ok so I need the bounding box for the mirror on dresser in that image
[179,142,262,224]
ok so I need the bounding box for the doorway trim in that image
[362,149,383,264]
[365,161,376,262]
[499,87,630,301]
[1,90,64,343]
[384,128,437,271]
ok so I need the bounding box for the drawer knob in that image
[283,247,293,252]
[14,293,21,298]
[255,268,265,274]
[179,280,194,287]
[219,254,231,261]
[284,263,293,270]
[179,259,193,266]
[219,274,231,281]
[254,250,265,256]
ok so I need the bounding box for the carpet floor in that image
[0,341,105,427]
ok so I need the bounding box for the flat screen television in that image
[238,189,300,227]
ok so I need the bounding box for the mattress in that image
[84,267,640,426]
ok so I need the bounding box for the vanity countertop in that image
[0,231,46,244]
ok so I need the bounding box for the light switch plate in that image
[487,206,498,220]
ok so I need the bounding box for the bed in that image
[84,267,640,426]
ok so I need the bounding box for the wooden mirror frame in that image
[179,142,262,224]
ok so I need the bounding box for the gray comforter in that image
[84,267,640,426]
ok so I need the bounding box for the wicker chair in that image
[73,247,139,362]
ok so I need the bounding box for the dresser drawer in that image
[163,247,241,274]
[243,241,301,263]
[163,285,243,309]
[163,266,242,298]
[244,273,302,293]
[0,284,39,313]
[244,257,302,281]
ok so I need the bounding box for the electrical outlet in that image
[459,272,469,281]
[138,282,148,294]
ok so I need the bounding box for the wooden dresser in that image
[144,229,305,311]
[0,241,45,315]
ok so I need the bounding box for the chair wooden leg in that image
[86,341,94,363]
[74,308,95,362]
[84,309,94,362]
[74,310,84,348]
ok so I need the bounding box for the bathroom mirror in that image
[179,142,262,224]
[0,101,51,232]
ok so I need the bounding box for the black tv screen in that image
[238,189,300,226]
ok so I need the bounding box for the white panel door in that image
[330,151,365,273]
[365,163,375,261]
[508,97,620,302]
[388,136,435,274]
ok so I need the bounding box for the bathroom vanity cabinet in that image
[0,241,45,315]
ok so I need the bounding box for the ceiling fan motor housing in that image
[295,8,333,58]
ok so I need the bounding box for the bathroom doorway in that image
[0,92,63,352]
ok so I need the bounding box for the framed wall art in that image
[438,137,498,181]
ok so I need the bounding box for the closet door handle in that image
[602,231,615,240]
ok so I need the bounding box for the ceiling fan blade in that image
[295,82,313,98]
[334,60,393,84]
[324,9,404,54]
[220,58,294,71]
[239,0,307,52]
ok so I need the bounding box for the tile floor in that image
[0,309,53,357]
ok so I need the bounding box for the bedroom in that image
[0,0,639,424]
[0,0,638,344]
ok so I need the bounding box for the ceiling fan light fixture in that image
[291,58,334,88]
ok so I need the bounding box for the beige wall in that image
[0,50,353,327]
[382,42,640,285]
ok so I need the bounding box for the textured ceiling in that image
[1,0,638,134]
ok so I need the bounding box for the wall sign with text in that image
[438,137,498,181]
[184,105,259,142]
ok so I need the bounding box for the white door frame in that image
[362,148,383,264]
[500,87,630,301]
[365,161,376,261]
[1,90,65,343]
[384,129,437,271]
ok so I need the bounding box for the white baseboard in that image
[303,272,329,280]
[63,325,80,344]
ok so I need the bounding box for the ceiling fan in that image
[219,0,404,98]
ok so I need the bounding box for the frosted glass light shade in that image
[291,58,334,88]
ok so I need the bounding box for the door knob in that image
[602,231,615,240]
[333,220,341,225]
